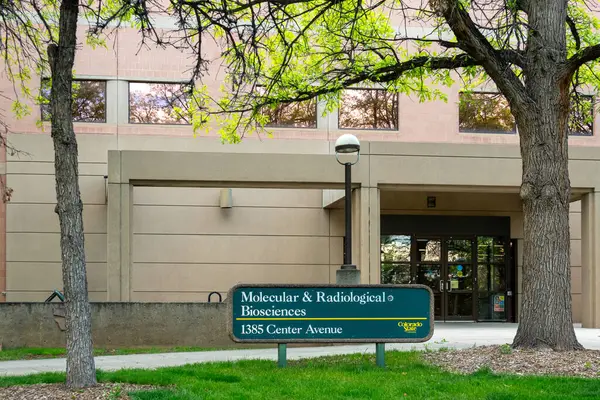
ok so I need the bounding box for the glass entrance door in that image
[445,238,475,320]
[380,215,514,322]
[414,237,475,321]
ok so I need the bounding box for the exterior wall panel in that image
[130,187,335,301]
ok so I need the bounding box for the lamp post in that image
[335,134,360,283]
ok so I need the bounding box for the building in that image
[0,15,599,329]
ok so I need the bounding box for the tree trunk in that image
[49,0,97,388]
[512,111,583,351]
[512,0,582,351]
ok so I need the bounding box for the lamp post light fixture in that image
[335,133,360,272]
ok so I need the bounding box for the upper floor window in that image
[459,92,516,134]
[338,89,399,130]
[128,82,192,125]
[569,95,594,136]
[262,99,318,128]
[256,86,317,128]
[40,79,106,123]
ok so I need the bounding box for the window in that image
[381,235,412,285]
[459,92,516,133]
[256,86,317,128]
[569,95,594,136]
[261,99,317,128]
[338,89,398,130]
[128,82,192,124]
[40,79,106,123]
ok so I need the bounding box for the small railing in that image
[207,291,223,303]
[45,289,65,303]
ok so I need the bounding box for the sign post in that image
[228,284,434,368]
[278,344,287,368]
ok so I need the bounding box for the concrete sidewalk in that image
[1,323,599,377]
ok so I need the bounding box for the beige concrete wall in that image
[3,133,341,302]
[130,187,339,301]
[2,133,592,324]
[5,134,109,302]
[0,302,238,348]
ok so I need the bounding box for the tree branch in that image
[566,44,600,75]
[430,0,530,111]
[566,15,581,51]
[229,50,518,115]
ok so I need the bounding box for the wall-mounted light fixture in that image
[220,188,233,208]
[427,196,436,208]
[104,175,108,204]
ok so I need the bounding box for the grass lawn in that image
[1,351,599,399]
[0,346,260,361]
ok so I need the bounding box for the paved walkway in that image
[1,323,599,377]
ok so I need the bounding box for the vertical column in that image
[105,80,120,125]
[369,187,381,285]
[351,187,370,284]
[0,141,5,302]
[348,186,380,285]
[106,182,121,301]
[107,182,132,302]
[107,150,133,302]
[0,176,6,303]
[119,183,133,301]
[116,80,130,125]
[581,192,600,328]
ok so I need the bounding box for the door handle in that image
[439,280,444,292]
[447,280,452,292]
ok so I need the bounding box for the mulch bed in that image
[422,345,600,378]
[0,383,157,399]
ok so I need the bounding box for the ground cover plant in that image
[1,351,599,399]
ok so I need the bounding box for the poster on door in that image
[493,295,505,312]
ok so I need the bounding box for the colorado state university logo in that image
[398,321,423,333]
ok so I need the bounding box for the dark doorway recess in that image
[380,215,517,323]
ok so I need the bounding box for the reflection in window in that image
[448,264,473,290]
[40,79,106,123]
[459,92,515,133]
[416,239,441,262]
[447,239,472,262]
[381,263,411,284]
[477,264,506,292]
[477,237,505,263]
[476,235,507,321]
[416,264,441,291]
[262,99,317,128]
[381,235,411,262]
[339,89,398,130]
[569,95,594,136]
[129,82,192,124]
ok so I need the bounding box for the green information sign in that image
[228,284,434,343]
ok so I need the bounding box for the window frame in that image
[40,78,108,124]
[458,91,517,135]
[337,88,399,131]
[127,80,194,126]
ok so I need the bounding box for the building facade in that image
[1,21,600,328]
